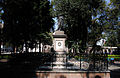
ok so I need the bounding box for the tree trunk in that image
[35,43,36,52]
[13,44,17,54]
[14,46,17,53]
[25,41,28,53]
[0,29,1,55]
[39,41,41,53]
[0,41,1,55]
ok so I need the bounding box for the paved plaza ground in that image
[108,62,120,78]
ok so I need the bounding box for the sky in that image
[53,17,58,30]
[106,0,110,5]
[48,0,58,30]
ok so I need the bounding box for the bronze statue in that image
[57,16,64,30]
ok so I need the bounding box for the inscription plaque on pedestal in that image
[53,31,66,52]
[56,40,63,50]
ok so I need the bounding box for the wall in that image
[36,71,110,78]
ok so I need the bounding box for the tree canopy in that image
[52,0,106,50]
[1,0,120,53]
[101,0,120,47]
[2,0,54,52]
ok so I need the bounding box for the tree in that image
[52,0,105,52]
[2,0,54,53]
[0,0,4,54]
[101,0,120,47]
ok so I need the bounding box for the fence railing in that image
[38,51,108,71]
[0,50,108,71]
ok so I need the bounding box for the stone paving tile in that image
[108,62,120,70]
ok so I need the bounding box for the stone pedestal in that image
[53,52,67,69]
[53,30,66,52]
[53,30,67,69]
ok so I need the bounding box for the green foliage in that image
[37,32,53,45]
[88,0,120,47]
[108,55,120,60]
[2,0,54,50]
[52,0,105,50]
[0,55,11,59]
[103,0,120,47]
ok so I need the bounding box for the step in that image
[42,62,74,66]
[55,55,66,57]
[55,52,66,55]
[44,62,52,64]
[53,66,67,69]
[38,66,52,69]
[53,62,73,65]
[38,65,81,70]
[53,62,66,64]
[67,66,80,70]
[43,62,66,65]
[38,66,81,70]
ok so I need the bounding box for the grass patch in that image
[108,55,120,59]
[0,54,12,59]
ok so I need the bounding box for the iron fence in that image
[0,50,108,71]
[38,50,108,71]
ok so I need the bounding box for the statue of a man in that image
[57,16,64,30]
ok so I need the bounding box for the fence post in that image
[80,53,81,69]
[93,50,95,70]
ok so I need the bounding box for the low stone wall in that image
[36,71,110,78]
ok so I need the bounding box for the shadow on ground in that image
[110,63,120,78]
[110,69,120,78]
[0,52,54,78]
